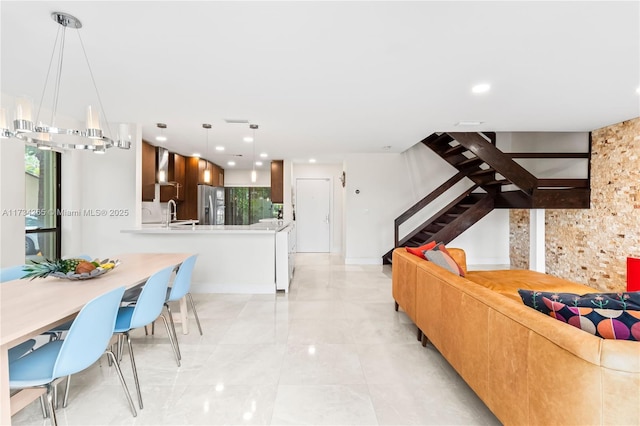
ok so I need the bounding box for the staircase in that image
[382,132,590,264]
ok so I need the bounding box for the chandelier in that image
[0,12,131,153]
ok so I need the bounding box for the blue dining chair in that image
[0,264,27,282]
[121,255,202,363]
[113,265,178,409]
[166,254,202,337]
[8,286,137,426]
[32,255,93,409]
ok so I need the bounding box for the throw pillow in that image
[405,241,437,258]
[424,249,462,276]
[518,290,640,341]
[429,243,465,277]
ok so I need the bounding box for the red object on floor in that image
[627,257,640,291]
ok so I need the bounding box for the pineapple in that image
[22,258,87,280]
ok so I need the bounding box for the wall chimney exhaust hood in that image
[156,146,169,184]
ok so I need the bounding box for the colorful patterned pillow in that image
[405,241,437,258]
[424,248,462,276]
[518,290,640,341]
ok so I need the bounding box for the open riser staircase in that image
[382,131,590,264]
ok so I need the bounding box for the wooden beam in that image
[447,132,538,194]
[506,152,589,159]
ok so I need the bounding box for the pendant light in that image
[1,12,131,152]
[203,124,212,183]
[250,124,258,183]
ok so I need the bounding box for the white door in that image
[296,178,331,252]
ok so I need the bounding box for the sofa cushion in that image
[425,249,462,276]
[466,270,599,303]
[405,241,437,258]
[427,243,465,276]
[518,290,640,341]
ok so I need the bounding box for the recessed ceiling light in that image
[215,146,225,151]
[455,121,484,126]
[192,153,201,158]
[224,119,249,124]
[309,158,316,163]
[255,161,263,166]
[382,145,392,151]
[260,152,268,158]
[471,83,491,94]
[227,161,236,166]
[155,136,167,142]
[243,136,253,143]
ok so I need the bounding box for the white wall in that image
[0,131,26,267]
[292,163,344,254]
[343,143,511,265]
[74,132,139,258]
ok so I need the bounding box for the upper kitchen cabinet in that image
[159,153,186,202]
[196,159,224,186]
[271,160,284,203]
[141,140,156,201]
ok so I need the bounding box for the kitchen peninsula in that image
[121,221,295,293]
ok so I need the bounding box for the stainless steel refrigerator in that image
[197,185,225,225]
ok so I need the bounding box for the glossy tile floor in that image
[13,254,500,425]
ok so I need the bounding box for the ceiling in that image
[2,1,639,170]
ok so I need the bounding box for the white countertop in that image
[122,221,291,234]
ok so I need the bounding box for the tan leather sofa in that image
[392,247,640,426]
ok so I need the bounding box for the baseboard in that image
[344,257,383,265]
[191,282,277,294]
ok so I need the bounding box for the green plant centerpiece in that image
[22,258,118,281]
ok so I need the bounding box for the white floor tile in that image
[11,254,500,426]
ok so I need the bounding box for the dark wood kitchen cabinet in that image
[141,140,156,201]
[196,159,224,186]
[271,160,284,203]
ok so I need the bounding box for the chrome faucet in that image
[166,199,177,228]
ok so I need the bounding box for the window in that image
[225,187,276,225]
[25,147,60,259]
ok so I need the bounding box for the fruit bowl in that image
[22,258,120,281]
[51,259,120,280]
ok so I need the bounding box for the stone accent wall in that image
[545,117,640,291]
[509,209,529,269]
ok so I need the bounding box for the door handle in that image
[325,214,330,224]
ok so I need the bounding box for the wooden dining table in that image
[0,252,193,425]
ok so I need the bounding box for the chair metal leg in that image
[187,293,203,336]
[62,375,71,408]
[39,395,48,418]
[105,350,137,417]
[45,384,58,426]
[124,332,144,409]
[158,314,181,367]
[164,303,182,360]
[117,334,124,363]
[53,382,58,409]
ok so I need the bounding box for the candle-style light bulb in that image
[86,105,101,130]
[15,97,33,121]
